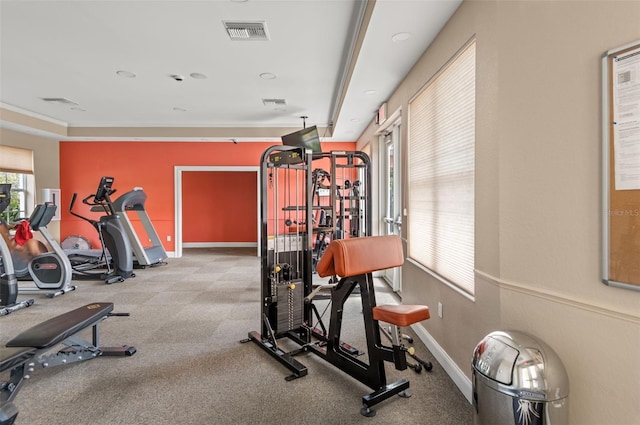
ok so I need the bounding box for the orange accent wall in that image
[182,171,257,243]
[59,141,356,251]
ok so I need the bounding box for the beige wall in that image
[360,1,640,424]
[0,128,61,239]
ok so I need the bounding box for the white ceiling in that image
[0,0,461,142]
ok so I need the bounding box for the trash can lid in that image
[472,330,569,401]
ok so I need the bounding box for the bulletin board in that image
[602,40,640,291]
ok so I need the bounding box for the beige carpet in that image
[1,248,471,424]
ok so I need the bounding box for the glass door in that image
[381,122,402,292]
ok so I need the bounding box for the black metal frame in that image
[247,147,410,415]
[248,145,313,380]
[306,272,411,411]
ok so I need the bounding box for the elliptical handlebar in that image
[69,192,98,225]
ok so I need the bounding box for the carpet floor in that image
[1,247,471,424]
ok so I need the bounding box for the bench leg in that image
[0,401,19,425]
[361,378,411,417]
[1,360,32,424]
[34,324,136,369]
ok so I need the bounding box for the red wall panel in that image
[182,171,257,243]
[59,141,356,251]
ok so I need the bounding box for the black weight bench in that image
[0,302,136,425]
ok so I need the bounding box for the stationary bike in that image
[0,184,76,299]
[0,230,34,316]
[69,177,134,284]
[0,185,34,315]
[12,203,77,298]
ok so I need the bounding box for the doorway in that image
[174,166,260,258]
[380,121,402,293]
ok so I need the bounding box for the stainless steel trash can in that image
[472,331,569,425]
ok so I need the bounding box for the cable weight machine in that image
[245,146,433,416]
[246,146,375,379]
[247,145,313,379]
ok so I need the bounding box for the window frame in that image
[406,39,476,297]
[0,172,29,223]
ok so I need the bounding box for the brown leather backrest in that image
[316,235,404,278]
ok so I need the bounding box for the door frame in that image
[174,165,260,258]
[375,109,402,292]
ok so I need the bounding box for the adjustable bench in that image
[313,235,431,416]
[0,302,136,425]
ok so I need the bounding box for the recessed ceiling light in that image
[391,32,411,42]
[116,70,136,78]
[350,118,360,123]
[364,90,377,95]
[173,107,187,112]
[70,107,86,112]
[260,72,277,80]
[190,73,207,79]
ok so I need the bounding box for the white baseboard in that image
[182,242,258,248]
[411,323,473,404]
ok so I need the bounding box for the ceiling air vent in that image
[223,21,269,41]
[262,99,287,107]
[41,97,79,106]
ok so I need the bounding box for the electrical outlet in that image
[167,235,172,242]
[437,302,443,319]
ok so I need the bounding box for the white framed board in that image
[602,39,640,291]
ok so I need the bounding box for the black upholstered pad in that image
[0,347,36,373]
[6,303,114,349]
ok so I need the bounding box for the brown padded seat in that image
[316,235,404,278]
[373,304,430,326]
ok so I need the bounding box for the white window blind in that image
[0,146,34,174]
[408,40,475,295]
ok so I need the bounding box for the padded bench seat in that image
[0,347,36,373]
[6,303,114,349]
[373,304,430,327]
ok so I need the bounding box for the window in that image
[0,173,28,222]
[407,40,476,296]
[0,146,34,223]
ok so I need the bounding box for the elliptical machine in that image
[69,177,135,284]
